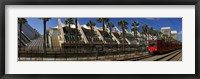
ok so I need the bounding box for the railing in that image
[18,44,147,61]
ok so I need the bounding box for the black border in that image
[0,0,200,79]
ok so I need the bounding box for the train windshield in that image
[149,40,156,46]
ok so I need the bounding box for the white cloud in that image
[145,18,160,20]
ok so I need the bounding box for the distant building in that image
[18,23,41,40]
[171,31,178,40]
[18,23,41,46]
[161,27,171,37]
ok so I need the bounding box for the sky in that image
[25,18,182,41]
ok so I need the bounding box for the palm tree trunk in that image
[102,21,105,58]
[68,23,71,56]
[103,21,105,34]
[43,20,46,58]
[110,27,112,36]
[68,24,70,35]
[145,33,148,39]
[19,23,22,52]
[75,18,78,60]
[110,27,112,59]
[91,26,93,35]
[134,30,137,36]
[122,27,125,53]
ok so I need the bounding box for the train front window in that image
[149,40,156,46]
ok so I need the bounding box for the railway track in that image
[117,54,153,61]
[169,51,182,61]
[139,49,182,61]
[19,49,182,61]
[126,55,153,61]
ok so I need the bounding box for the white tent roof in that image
[52,23,76,29]
[171,30,177,34]
[81,24,90,29]
[161,27,171,30]
[52,25,60,29]
[70,25,76,28]
[52,23,65,29]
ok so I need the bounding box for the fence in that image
[18,44,147,61]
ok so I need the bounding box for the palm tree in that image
[159,31,163,35]
[142,24,149,39]
[74,18,79,43]
[40,18,51,55]
[107,22,115,57]
[86,20,97,59]
[148,27,154,39]
[18,18,27,51]
[153,30,160,36]
[118,20,128,52]
[107,22,114,36]
[65,18,74,35]
[97,18,109,32]
[131,21,139,36]
[97,18,109,37]
[86,20,96,40]
[158,31,163,39]
[75,18,79,60]
[149,27,153,34]
[97,18,109,54]
[75,18,78,39]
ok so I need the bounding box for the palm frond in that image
[18,18,27,24]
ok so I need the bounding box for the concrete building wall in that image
[171,31,178,40]
[18,23,41,46]
[161,27,171,37]
[18,23,41,40]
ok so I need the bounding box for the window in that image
[149,40,156,46]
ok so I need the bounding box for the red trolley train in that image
[147,39,181,54]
